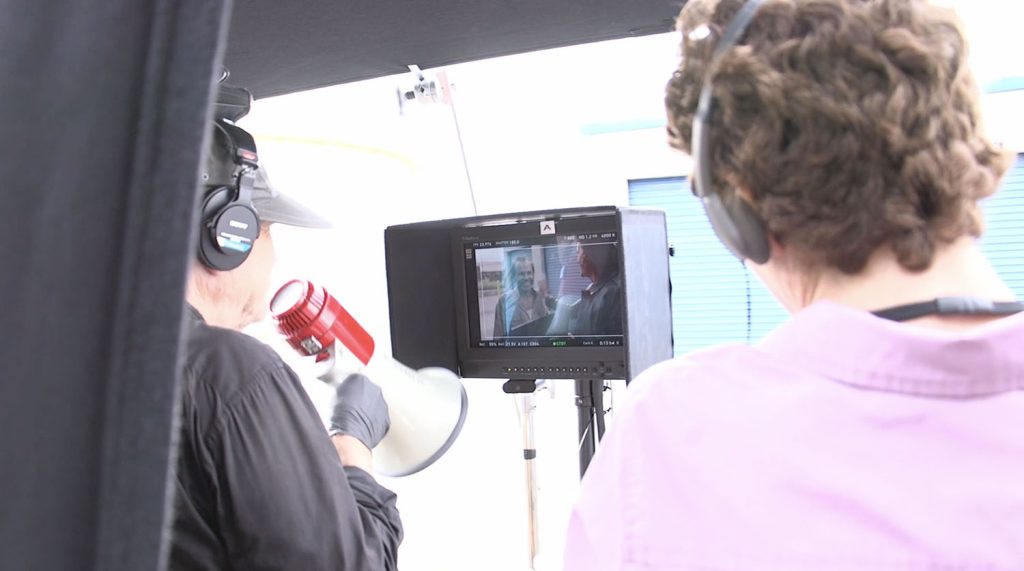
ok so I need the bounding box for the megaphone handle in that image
[311,344,343,386]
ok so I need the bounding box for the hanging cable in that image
[606,380,614,418]
[577,421,593,454]
[445,77,480,216]
[743,260,752,344]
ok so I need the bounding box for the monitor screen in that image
[462,227,624,350]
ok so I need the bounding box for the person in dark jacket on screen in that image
[168,118,402,570]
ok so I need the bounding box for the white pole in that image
[520,391,540,569]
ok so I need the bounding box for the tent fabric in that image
[0,0,229,569]
[225,0,679,99]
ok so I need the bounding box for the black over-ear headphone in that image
[198,119,262,272]
[691,0,771,264]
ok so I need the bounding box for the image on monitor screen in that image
[463,230,623,349]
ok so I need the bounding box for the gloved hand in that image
[329,373,391,450]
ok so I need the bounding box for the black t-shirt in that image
[169,306,403,570]
[573,275,623,336]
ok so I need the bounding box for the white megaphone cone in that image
[270,279,468,477]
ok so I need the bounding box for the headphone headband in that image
[690,0,771,264]
[713,0,767,59]
[692,0,767,200]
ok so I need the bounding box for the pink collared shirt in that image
[565,301,1024,570]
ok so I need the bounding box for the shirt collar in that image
[506,289,532,303]
[758,300,1024,397]
[583,274,619,297]
[185,304,205,324]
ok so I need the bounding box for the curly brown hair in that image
[666,0,1011,273]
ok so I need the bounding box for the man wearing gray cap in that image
[169,117,403,570]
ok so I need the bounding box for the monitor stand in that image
[501,377,609,569]
[573,379,606,478]
[502,379,542,570]
[503,377,608,479]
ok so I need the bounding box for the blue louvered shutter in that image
[630,159,1024,357]
[979,154,1024,297]
[628,177,788,355]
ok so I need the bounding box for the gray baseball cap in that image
[203,121,333,230]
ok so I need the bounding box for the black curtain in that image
[0,1,229,569]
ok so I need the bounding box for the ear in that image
[735,186,784,263]
[767,235,786,264]
[745,236,806,313]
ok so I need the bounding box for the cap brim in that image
[253,191,334,229]
[251,167,333,229]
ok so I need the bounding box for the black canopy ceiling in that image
[224,0,680,99]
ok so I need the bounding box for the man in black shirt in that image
[571,242,622,337]
[169,117,402,570]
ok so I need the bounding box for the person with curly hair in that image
[564,0,1024,569]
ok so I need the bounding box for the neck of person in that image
[806,236,1015,331]
[186,277,244,331]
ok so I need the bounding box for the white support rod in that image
[520,392,540,569]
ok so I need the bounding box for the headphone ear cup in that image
[198,186,259,272]
[198,186,233,271]
[702,192,770,264]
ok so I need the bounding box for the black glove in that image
[329,373,391,449]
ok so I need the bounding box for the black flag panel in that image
[0,1,229,569]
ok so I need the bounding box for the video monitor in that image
[452,213,629,379]
[385,205,672,382]
[464,231,622,348]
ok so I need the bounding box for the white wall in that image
[233,5,1022,567]
[237,33,684,571]
[982,90,1024,153]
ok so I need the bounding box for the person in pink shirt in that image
[564,0,1024,569]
